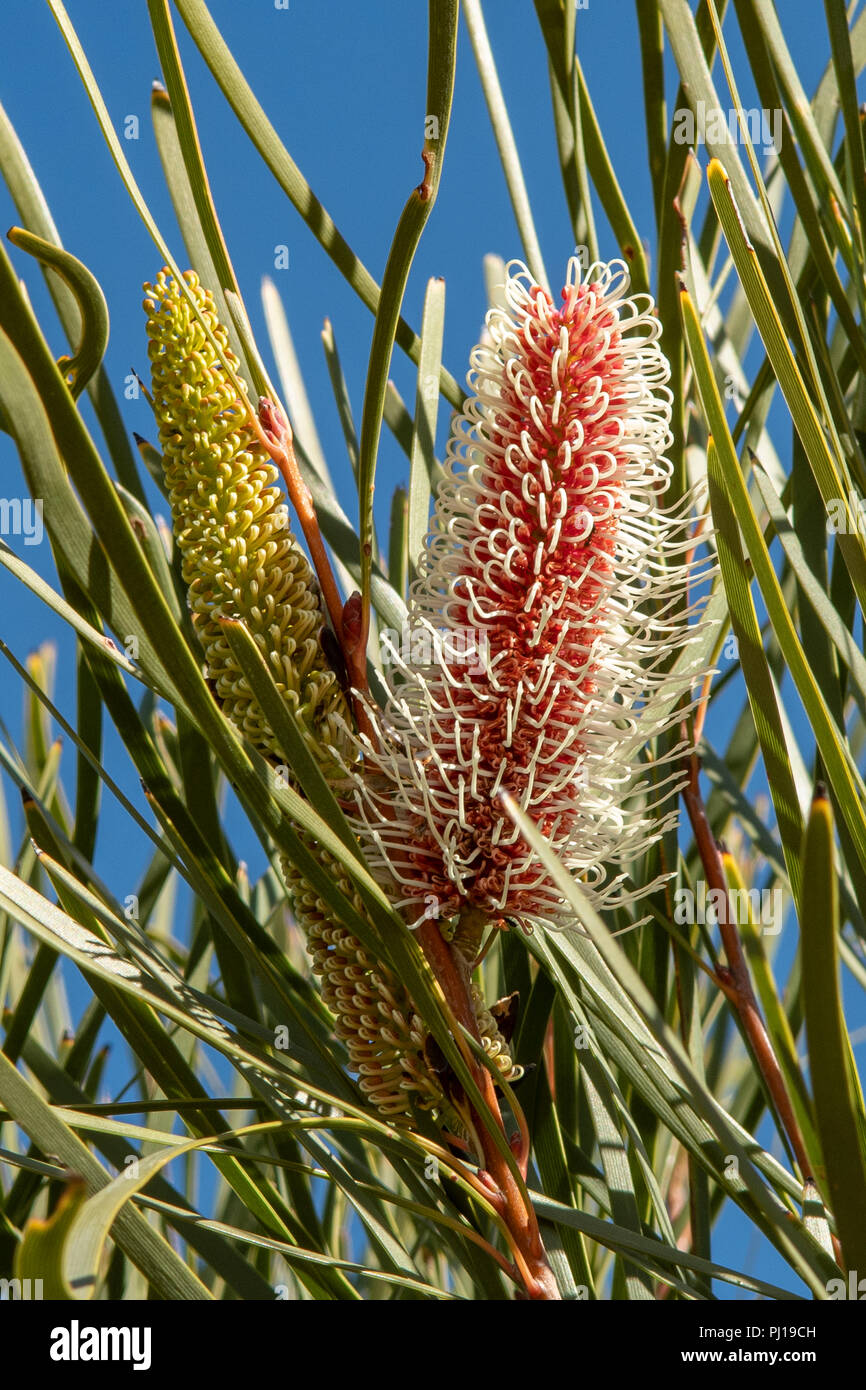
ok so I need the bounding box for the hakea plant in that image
[142,268,519,1126]
[348,256,712,934]
[142,256,709,1302]
[11,2,866,1311]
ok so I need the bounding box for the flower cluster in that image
[143,268,519,1123]
[143,255,705,1124]
[281,851,521,1118]
[348,257,711,931]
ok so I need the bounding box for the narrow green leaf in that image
[706,158,866,611]
[59,1123,274,1299]
[700,439,805,906]
[14,1179,87,1299]
[388,486,408,602]
[357,2,458,625]
[0,97,144,502]
[801,788,866,1272]
[530,1189,805,1300]
[0,546,138,682]
[218,616,359,858]
[408,276,446,582]
[321,318,360,480]
[575,62,650,295]
[500,794,837,1294]
[683,292,866,879]
[169,0,462,407]
[0,1046,212,1299]
[149,83,251,384]
[463,0,548,289]
[581,1065,654,1298]
[751,459,866,716]
[15,1031,278,1299]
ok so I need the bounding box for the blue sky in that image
[0,0,845,1299]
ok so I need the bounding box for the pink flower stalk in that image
[350,257,712,930]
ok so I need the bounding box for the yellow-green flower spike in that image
[280,852,447,1119]
[143,268,350,774]
[281,850,521,1123]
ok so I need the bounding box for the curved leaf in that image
[7,227,108,399]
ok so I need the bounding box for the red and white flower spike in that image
[349,257,714,930]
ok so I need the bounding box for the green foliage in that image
[1,0,865,1301]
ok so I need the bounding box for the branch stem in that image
[681,744,812,1180]
[253,396,375,741]
[415,918,560,1299]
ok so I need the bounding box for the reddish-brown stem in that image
[681,742,812,1181]
[250,404,553,1291]
[511,1088,531,1179]
[252,398,376,743]
[338,591,377,745]
[415,918,560,1299]
[255,400,344,636]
